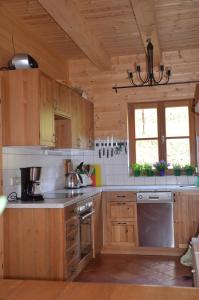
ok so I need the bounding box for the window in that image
[128,100,196,167]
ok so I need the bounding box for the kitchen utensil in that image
[65,172,83,189]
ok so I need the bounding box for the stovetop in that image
[44,192,84,199]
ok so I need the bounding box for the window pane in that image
[165,106,189,137]
[166,138,190,166]
[136,140,159,164]
[135,108,158,138]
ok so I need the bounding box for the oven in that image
[77,198,95,259]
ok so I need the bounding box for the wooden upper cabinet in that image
[174,192,199,249]
[71,91,94,149]
[39,72,55,147]
[1,69,55,147]
[1,69,94,149]
[53,81,71,117]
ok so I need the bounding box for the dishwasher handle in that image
[148,196,159,200]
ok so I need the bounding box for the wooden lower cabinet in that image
[4,206,79,280]
[103,192,138,249]
[174,192,199,249]
[92,193,103,257]
[108,221,138,247]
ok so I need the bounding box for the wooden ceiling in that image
[1,0,199,67]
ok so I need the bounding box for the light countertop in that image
[6,185,199,209]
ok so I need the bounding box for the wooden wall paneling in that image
[0,3,68,80]
[38,0,111,70]
[69,48,199,139]
[130,0,161,65]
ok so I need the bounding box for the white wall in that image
[2,140,196,197]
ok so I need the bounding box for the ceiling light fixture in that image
[112,39,199,93]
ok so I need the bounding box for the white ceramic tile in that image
[155,176,166,185]
[176,176,189,185]
[166,176,177,185]
[188,176,195,185]
[134,176,145,185]
[144,176,156,185]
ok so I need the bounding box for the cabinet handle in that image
[68,250,75,256]
[69,223,78,229]
[116,195,126,198]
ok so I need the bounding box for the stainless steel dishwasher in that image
[136,191,174,248]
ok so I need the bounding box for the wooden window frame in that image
[128,99,196,171]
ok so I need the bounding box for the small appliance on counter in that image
[20,167,44,201]
[65,172,83,189]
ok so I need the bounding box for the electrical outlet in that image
[10,177,21,186]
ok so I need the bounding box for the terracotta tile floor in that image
[75,254,193,287]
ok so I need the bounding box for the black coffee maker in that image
[20,167,44,201]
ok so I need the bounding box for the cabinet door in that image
[174,192,199,248]
[54,81,71,117]
[108,221,138,247]
[92,193,103,257]
[85,100,94,149]
[1,69,40,146]
[39,73,55,147]
[107,201,137,220]
[71,92,82,148]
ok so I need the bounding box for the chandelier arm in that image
[152,70,164,84]
[129,76,138,87]
[138,72,149,84]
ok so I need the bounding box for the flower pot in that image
[134,170,141,177]
[174,169,181,176]
[185,169,194,176]
[146,170,154,176]
[159,169,165,176]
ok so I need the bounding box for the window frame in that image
[128,99,196,170]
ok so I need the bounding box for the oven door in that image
[80,209,95,259]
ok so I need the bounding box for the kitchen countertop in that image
[6,185,199,209]
[0,280,198,300]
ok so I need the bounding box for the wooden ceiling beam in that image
[0,4,68,80]
[38,0,111,71]
[130,0,161,65]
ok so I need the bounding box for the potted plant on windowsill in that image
[173,164,182,176]
[143,163,154,176]
[184,164,196,176]
[132,163,142,177]
[154,160,169,176]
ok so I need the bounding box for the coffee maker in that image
[20,167,44,201]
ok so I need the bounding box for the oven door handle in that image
[80,210,95,221]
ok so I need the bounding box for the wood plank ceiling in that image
[1,0,199,64]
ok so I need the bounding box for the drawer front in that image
[66,216,79,235]
[107,201,137,219]
[66,244,79,264]
[65,257,79,280]
[105,191,136,202]
[108,221,138,246]
[64,204,77,220]
[66,229,79,249]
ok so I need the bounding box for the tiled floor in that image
[75,254,193,287]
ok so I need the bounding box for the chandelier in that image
[112,39,199,93]
[127,39,171,87]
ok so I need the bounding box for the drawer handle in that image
[68,250,75,256]
[69,224,77,228]
[116,195,126,198]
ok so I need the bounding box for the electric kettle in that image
[65,172,83,189]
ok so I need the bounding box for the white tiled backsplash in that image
[2,139,197,196]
